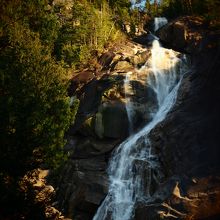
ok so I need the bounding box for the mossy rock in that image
[94,103,129,139]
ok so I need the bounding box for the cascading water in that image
[154,17,168,32]
[124,71,134,134]
[93,20,189,220]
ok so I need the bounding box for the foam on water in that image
[154,17,168,32]
[93,18,188,220]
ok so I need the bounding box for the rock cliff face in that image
[135,16,220,219]
[56,41,154,219]
[56,16,220,220]
[157,16,219,54]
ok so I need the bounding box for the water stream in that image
[93,20,188,220]
[124,71,134,134]
[154,17,168,32]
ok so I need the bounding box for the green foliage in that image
[0,0,135,179]
[109,0,131,20]
[54,0,121,68]
[0,0,136,217]
[0,0,139,178]
[145,0,160,17]
[0,1,78,179]
[158,0,220,23]
[0,23,75,175]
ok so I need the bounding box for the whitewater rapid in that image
[154,17,168,32]
[93,21,188,220]
[124,71,134,134]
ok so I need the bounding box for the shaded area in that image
[135,16,220,220]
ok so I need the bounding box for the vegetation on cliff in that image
[0,0,219,219]
[0,0,143,218]
[146,0,220,26]
[0,1,74,218]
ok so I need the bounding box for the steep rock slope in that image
[136,16,220,220]
[56,16,220,220]
[56,41,153,219]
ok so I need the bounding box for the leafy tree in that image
[0,23,74,177]
[103,0,132,27]
[0,2,79,217]
[159,0,220,23]
[0,0,78,181]
[145,0,152,14]
[54,0,120,68]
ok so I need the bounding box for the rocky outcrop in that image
[56,155,109,220]
[69,41,154,137]
[57,16,220,219]
[19,169,66,220]
[157,16,219,54]
[135,176,220,219]
[113,60,133,72]
[57,40,155,219]
[136,16,220,219]
[98,51,115,70]
[94,102,129,139]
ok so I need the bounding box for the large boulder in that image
[71,69,158,139]
[113,60,133,72]
[157,16,219,54]
[56,156,109,220]
[130,50,150,67]
[70,77,116,134]
[135,177,220,220]
[95,102,129,139]
[157,20,187,50]
[98,51,115,70]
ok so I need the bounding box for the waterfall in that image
[124,71,134,134]
[93,23,188,220]
[154,17,168,32]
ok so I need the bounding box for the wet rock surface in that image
[138,17,220,219]
[57,39,154,219]
[57,16,220,220]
